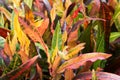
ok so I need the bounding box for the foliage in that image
[0,0,120,80]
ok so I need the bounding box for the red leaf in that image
[90,0,100,17]
[0,27,10,38]
[0,55,39,80]
[100,2,113,52]
[10,55,39,80]
[74,72,120,80]
[57,52,111,73]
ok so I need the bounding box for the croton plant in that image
[0,0,120,80]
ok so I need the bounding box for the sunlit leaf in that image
[0,7,11,21]
[18,17,50,62]
[51,21,62,63]
[62,30,67,49]
[4,42,12,60]
[24,0,33,9]
[0,13,5,27]
[24,3,34,23]
[57,52,111,73]
[60,43,85,60]
[51,56,61,77]
[50,7,56,22]
[8,32,18,56]
[35,18,49,36]
[12,0,21,8]
[13,13,30,58]
[52,0,64,16]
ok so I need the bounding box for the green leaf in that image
[113,3,120,20]
[51,21,62,50]
[0,13,4,27]
[0,36,5,48]
[51,21,62,63]
[79,24,92,52]
[110,32,120,42]
[24,0,33,9]
[113,3,120,31]
[96,33,105,52]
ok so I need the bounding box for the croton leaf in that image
[74,72,120,80]
[57,52,111,73]
[24,0,33,9]
[65,69,74,80]
[0,7,11,21]
[0,27,10,38]
[18,17,50,62]
[13,12,30,58]
[51,21,62,63]
[59,43,85,60]
[0,55,39,80]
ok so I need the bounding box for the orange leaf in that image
[67,26,79,48]
[19,17,50,62]
[65,69,74,80]
[57,52,111,73]
[35,18,49,37]
[24,3,34,23]
[18,49,29,62]
[51,56,61,77]
[4,42,12,60]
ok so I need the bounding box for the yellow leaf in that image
[12,0,21,8]
[13,13,30,56]
[59,43,85,60]
[65,43,85,60]
[50,7,56,22]
[34,19,44,28]
[51,46,58,63]
[53,0,64,16]
[9,32,18,55]
[65,0,72,9]
[62,30,67,48]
